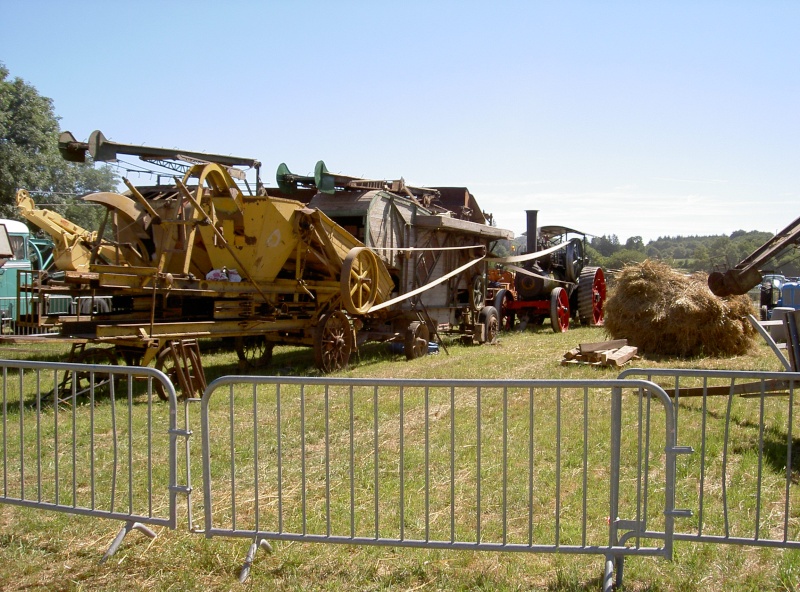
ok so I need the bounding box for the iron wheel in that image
[314,311,355,373]
[577,266,606,326]
[550,287,570,333]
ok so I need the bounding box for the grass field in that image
[0,325,798,591]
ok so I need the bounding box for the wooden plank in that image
[579,339,627,354]
[665,379,796,398]
[413,214,514,240]
[602,345,638,367]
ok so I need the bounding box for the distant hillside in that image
[491,230,800,277]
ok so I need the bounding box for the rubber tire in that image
[405,321,430,360]
[478,306,499,344]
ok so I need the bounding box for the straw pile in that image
[603,260,757,357]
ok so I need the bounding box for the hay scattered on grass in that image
[604,260,757,357]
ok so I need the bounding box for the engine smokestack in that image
[526,210,538,255]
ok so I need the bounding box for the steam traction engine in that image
[489,210,606,333]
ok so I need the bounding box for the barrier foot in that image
[99,521,157,564]
[238,538,273,583]
[602,555,615,592]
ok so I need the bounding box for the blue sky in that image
[2,1,798,243]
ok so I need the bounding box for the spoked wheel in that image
[60,347,120,399]
[577,266,606,326]
[155,347,180,401]
[405,321,430,360]
[479,306,499,344]
[314,311,355,373]
[154,342,206,401]
[565,238,585,283]
[550,287,570,333]
[235,335,274,369]
[469,274,486,311]
[341,247,379,314]
[494,289,515,331]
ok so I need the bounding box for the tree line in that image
[586,231,800,276]
[492,230,799,277]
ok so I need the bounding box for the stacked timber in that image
[562,339,639,368]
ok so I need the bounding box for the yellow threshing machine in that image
[10,131,512,396]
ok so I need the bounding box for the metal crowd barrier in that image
[200,376,689,591]
[0,359,185,561]
[618,368,800,562]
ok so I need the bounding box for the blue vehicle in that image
[0,219,71,332]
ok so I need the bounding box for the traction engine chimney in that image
[526,210,539,256]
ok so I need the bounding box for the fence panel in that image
[0,358,182,560]
[200,376,688,589]
[619,368,800,551]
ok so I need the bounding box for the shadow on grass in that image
[203,341,409,381]
[675,398,800,484]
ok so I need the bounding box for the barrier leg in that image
[238,538,273,583]
[603,554,616,592]
[100,521,157,564]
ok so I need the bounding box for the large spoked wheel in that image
[405,321,430,360]
[154,344,205,401]
[155,346,180,401]
[341,247,379,314]
[314,311,355,373]
[577,266,606,326]
[550,287,570,333]
[235,335,274,369]
[478,305,499,344]
[469,274,486,311]
[565,238,585,283]
[494,289,515,331]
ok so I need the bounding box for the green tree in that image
[590,234,620,257]
[0,63,117,226]
[625,236,645,252]
[584,243,605,268]
[691,244,710,271]
[605,248,646,270]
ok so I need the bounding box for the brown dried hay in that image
[603,260,757,357]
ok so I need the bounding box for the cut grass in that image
[0,325,797,591]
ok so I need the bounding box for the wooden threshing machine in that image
[274,161,513,352]
[9,131,512,395]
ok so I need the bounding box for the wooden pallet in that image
[561,339,639,368]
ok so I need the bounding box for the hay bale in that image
[604,260,757,357]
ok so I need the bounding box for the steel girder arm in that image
[15,189,125,271]
[708,214,800,297]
